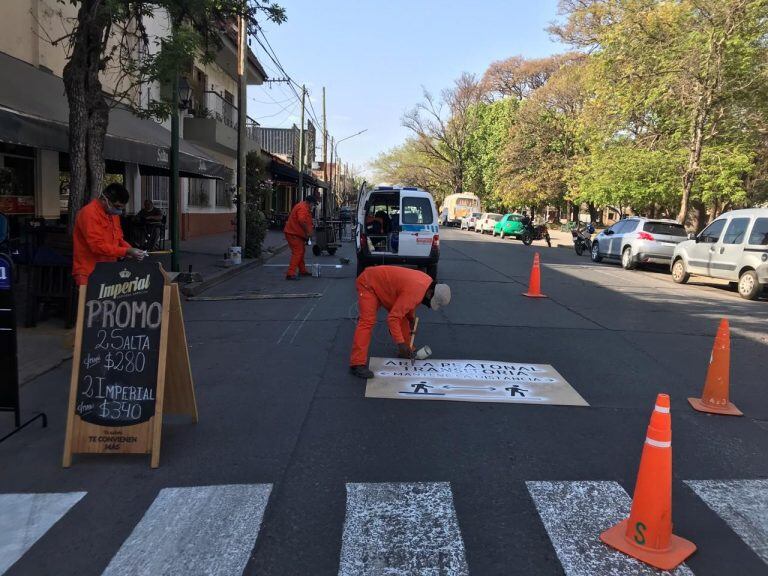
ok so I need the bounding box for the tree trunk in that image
[63,0,111,233]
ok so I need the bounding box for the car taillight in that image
[637,232,655,241]
[432,235,440,248]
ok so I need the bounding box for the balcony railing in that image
[195,91,236,128]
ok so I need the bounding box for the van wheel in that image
[738,269,761,300]
[327,247,337,256]
[312,244,322,256]
[426,264,438,280]
[621,247,635,270]
[671,259,689,284]
[356,260,367,277]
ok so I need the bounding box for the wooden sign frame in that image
[63,268,197,468]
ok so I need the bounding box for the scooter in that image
[572,224,595,256]
[522,223,552,247]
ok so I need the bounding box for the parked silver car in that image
[671,208,768,300]
[591,217,688,269]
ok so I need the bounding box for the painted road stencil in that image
[338,482,468,576]
[365,358,588,406]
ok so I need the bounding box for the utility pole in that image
[297,84,306,200]
[322,87,328,217]
[236,15,247,251]
[169,72,180,272]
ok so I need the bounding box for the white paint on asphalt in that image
[526,481,694,576]
[686,479,768,564]
[338,482,468,576]
[0,491,86,574]
[101,484,272,576]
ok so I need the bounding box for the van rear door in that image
[399,195,437,257]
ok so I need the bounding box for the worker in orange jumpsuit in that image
[283,195,317,280]
[72,183,146,286]
[350,266,451,378]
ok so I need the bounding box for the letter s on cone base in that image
[599,394,696,570]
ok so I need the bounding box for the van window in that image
[643,222,687,236]
[402,197,433,225]
[748,217,768,245]
[723,218,750,245]
[699,219,726,244]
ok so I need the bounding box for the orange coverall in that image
[350,266,433,366]
[284,201,314,277]
[72,199,132,286]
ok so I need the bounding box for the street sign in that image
[365,358,589,406]
[63,260,198,467]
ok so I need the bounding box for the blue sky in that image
[248,0,565,176]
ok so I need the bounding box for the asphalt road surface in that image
[2,228,767,576]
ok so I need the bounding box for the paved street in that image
[2,228,767,575]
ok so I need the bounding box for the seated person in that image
[137,199,163,223]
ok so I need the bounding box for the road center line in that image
[101,484,272,576]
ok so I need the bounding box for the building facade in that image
[0,1,267,239]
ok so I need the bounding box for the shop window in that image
[140,175,169,212]
[215,180,232,207]
[188,178,209,207]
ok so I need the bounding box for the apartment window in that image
[215,180,232,207]
[188,178,209,207]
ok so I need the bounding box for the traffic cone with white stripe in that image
[600,394,696,570]
[688,318,743,416]
[523,253,547,298]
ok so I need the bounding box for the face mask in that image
[101,194,124,216]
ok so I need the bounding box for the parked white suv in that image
[671,208,768,300]
[356,186,440,279]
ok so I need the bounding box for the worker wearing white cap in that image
[350,266,451,379]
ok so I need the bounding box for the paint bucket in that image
[415,345,432,361]
[312,263,321,278]
[229,246,242,265]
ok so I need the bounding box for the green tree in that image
[59,0,286,227]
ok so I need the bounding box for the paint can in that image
[415,345,432,360]
[229,246,242,265]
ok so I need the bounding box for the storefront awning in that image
[0,52,227,179]
[266,153,328,189]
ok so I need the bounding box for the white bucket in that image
[229,246,242,265]
[415,345,432,360]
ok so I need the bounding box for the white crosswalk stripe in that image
[0,491,86,575]
[686,479,768,565]
[338,482,469,576]
[526,480,694,576]
[101,484,272,576]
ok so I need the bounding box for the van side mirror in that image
[605,229,614,236]
[687,232,696,242]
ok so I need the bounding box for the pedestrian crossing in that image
[0,480,765,575]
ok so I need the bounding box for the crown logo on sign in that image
[119,269,131,279]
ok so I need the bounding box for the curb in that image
[180,241,289,297]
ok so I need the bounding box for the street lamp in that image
[330,129,367,208]
[169,75,192,273]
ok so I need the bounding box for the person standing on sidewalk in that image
[349,266,451,379]
[283,195,317,280]
[72,183,146,286]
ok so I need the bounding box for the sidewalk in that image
[15,229,288,384]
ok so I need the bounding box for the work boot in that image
[349,365,374,379]
[285,275,299,281]
[300,270,313,276]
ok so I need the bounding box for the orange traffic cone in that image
[688,318,742,416]
[600,394,696,570]
[523,253,547,298]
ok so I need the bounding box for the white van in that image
[671,208,768,299]
[356,186,440,279]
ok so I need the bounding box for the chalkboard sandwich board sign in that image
[63,260,197,468]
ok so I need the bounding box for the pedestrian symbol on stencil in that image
[505,385,528,397]
[398,381,446,396]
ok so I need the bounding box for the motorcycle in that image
[522,223,551,247]
[572,224,595,256]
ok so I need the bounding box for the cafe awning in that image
[0,52,227,179]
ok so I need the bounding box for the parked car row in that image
[460,212,551,246]
[584,210,768,300]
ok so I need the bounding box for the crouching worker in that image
[350,266,451,379]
